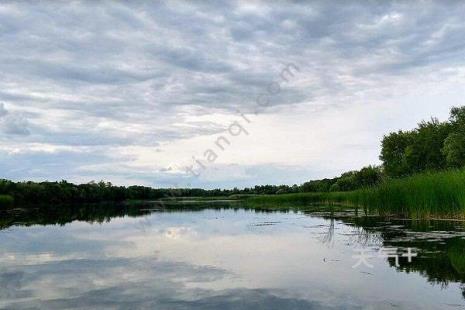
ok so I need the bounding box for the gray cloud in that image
[0,1,464,186]
[0,114,30,135]
[0,103,7,117]
[0,103,30,136]
[0,148,115,181]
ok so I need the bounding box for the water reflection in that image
[1,205,465,309]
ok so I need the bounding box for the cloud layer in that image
[1,1,465,187]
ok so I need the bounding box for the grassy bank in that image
[0,195,14,208]
[246,169,465,219]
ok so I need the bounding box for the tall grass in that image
[247,169,465,219]
[0,195,14,208]
[357,169,465,218]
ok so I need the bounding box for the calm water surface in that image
[1,205,465,309]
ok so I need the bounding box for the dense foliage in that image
[381,106,465,177]
[300,165,383,193]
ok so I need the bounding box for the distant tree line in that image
[0,179,305,206]
[0,170,384,206]
[0,167,383,206]
[0,180,223,206]
[1,106,464,206]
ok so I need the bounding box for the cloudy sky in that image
[1,1,465,189]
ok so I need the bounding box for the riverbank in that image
[246,169,465,219]
[3,169,465,219]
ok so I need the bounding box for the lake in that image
[1,204,465,309]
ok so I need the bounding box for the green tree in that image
[443,107,465,168]
[334,171,358,191]
[381,117,452,177]
[404,119,450,173]
[380,130,414,177]
[355,166,383,187]
[443,133,465,168]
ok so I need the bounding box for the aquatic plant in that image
[246,168,465,218]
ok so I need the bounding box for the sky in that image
[1,1,465,189]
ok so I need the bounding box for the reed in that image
[246,169,465,219]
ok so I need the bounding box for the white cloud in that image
[1,1,465,187]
